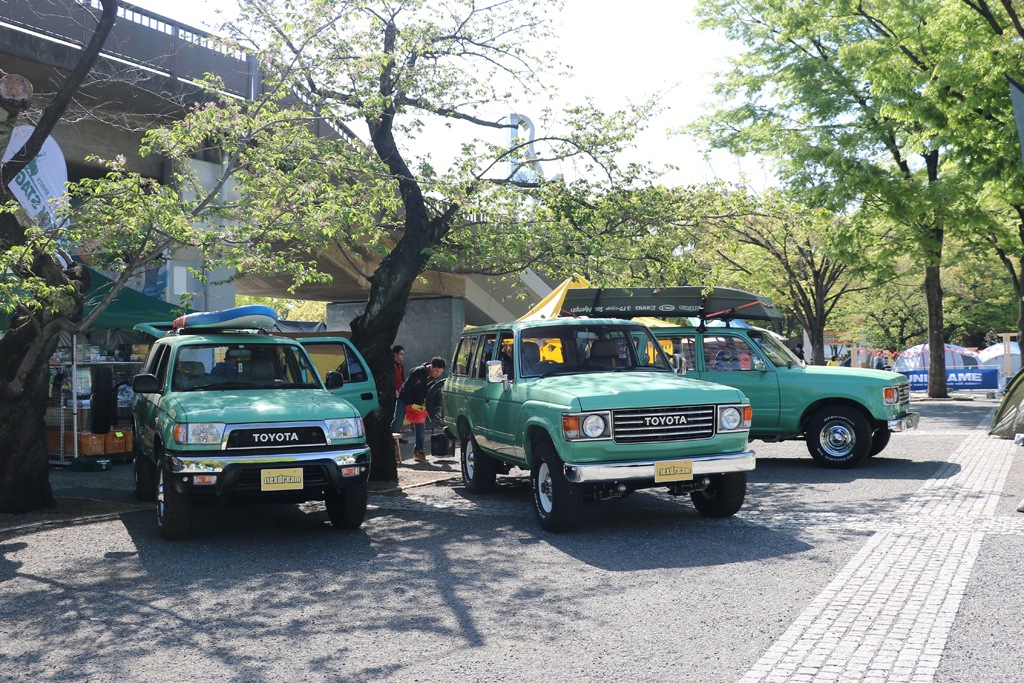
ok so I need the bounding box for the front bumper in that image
[888,413,919,432]
[164,445,371,495]
[563,450,755,484]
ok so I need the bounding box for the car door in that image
[483,331,523,461]
[697,333,781,431]
[468,333,498,450]
[298,338,379,418]
[136,343,171,456]
[444,335,478,431]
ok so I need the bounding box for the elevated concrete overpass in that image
[1,0,551,350]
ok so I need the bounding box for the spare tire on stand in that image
[90,365,114,435]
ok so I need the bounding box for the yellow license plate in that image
[261,467,303,491]
[655,460,694,483]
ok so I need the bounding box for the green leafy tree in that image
[222,0,706,478]
[689,0,996,396]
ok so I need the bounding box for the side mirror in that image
[486,360,507,384]
[325,371,345,390]
[672,354,687,377]
[752,356,768,371]
[132,374,159,394]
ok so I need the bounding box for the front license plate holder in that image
[261,467,303,491]
[655,459,694,483]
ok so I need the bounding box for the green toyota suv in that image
[556,286,918,469]
[650,324,916,468]
[131,309,371,540]
[442,318,756,531]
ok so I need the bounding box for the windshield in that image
[748,331,802,367]
[519,324,672,378]
[172,343,323,391]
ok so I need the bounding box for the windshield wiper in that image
[269,382,319,389]
[184,381,258,391]
[538,364,589,378]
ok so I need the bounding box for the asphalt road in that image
[1,397,1021,682]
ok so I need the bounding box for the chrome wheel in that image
[820,420,855,457]
[464,441,476,479]
[536,461,553,513]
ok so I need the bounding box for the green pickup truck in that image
[441,318,756,531]
[559,287,918,469]
[131,307,371,539]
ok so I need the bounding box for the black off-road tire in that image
[156,462,191,540]
[133,440,156,502]
[868,428,891,457]
[530,440,582,532]
[90,366,114,434]
[461,429,498,494]
[690,472,747,518]
[805,405,872,469]
[326,483,368,530]
[425,379,446,428]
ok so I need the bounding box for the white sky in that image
[131,0,772,189]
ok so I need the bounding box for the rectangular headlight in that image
[173,423,226,445]
[883,386,898,405]
[717,405,751,432]
[326,418,364,441]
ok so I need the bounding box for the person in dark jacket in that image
[400,356,446,461]
[390,346,406,439]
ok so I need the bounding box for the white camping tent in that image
[979,341,1021,374]
[892,343,982,372]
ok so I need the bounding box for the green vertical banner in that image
[1009,75,1024,175]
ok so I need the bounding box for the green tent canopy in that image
[1,266,184,331]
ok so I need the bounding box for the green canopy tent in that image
[1,266,184,332]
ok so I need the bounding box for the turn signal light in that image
[562,415,580,439]
[194,475,216,485]
[883,387,897,404]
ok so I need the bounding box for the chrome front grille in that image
[612,405,715,444]
[898,384,910,405]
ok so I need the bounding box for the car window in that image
[703,335,760,372]
[153,346,171,389]
[498,334,515,377]
[747,331,801,367]
[171,343,322,391]
[454,336,477,376]
[656,335,696,371]
[474,334,498,379]
[302,342,369,383]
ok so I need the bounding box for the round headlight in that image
[720,407,742,431]
[582,414,606,438]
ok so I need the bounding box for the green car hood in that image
[794,365,909,386]
[530,372,747,411]
[167,389,359,424]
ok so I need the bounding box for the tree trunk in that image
[808,324,825,366]
[924,262,947,398]
[0,327,60,511]
[350,232,437,481]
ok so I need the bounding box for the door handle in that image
[485,399,491,405]
[360,393,373,400]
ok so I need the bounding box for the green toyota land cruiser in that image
[442,318,755,531]
[131,306,371,540]
[559,287,919,469]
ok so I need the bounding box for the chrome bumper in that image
[563,450,756,484]
[888,413,919,432]
[168,445,371,473]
